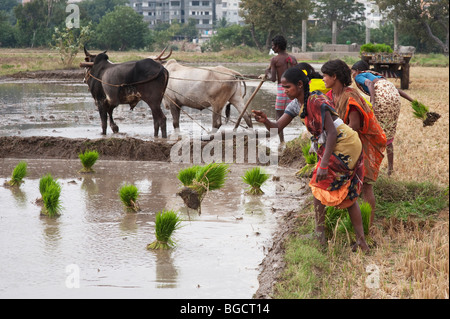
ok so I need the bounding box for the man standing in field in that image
[265,35,298,144]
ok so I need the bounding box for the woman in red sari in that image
[321,60,387,227]
[253,67,369,252]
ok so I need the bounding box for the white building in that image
[215,0,245,25]
[129,0,217,35]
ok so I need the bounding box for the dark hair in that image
[297,62,322,79]
[321,59,352,87]
[351,60,370,71]
[272,35,287,51]
[282,67,310,119]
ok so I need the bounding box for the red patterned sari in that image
[305,91,365,209]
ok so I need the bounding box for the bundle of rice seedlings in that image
[177,163,229,211]
[177,165,201,187]
[41,181,62,218]
[39,174,54,196]
[147,210,182,250]
[78,150,99,173]
[6,161,27,187]
[242,167,270,195]
[119,184,140,211]
[296,140,318,177]
[411,100,441,127]
[35,173,56,204]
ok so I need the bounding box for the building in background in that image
[215,0,244,26]
[129,0,219,35]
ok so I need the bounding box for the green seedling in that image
[147,210,182,250]
[242,167,270,195]
[6,161,27,186]
[41,181,62,218]
[119,184,140,211]
[78,150,99,173]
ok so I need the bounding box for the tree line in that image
[0,0,448,54]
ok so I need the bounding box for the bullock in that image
[82,47,171,137]
[162,60,253,133]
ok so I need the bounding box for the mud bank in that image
[4,69,85,81]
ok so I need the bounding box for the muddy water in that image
[0,64,306,141]
[0,158,305,298]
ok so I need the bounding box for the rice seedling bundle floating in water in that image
[6,161,27,187]
[41,180,62,218]
[242,167,270,195]
[119,184,140,211]
[410,100,441,127]
[177,163,229,210]
[147,210,182,250]
[78,150,99,173]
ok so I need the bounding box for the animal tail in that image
[225,103,231,123]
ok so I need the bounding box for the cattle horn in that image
[80,62,94,68]
[155,46,173,61]
[84,46,90,56]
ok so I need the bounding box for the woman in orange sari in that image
[321,60,386,227]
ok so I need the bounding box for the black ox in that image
[82,47,171,138]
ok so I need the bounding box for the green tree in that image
[14,0,67,47]
[204,24,254,51]
[0,10,16,47]
[51,24,92,67]
[239,0,312,51]
[78,0,128,24]
[94,6,149,50]
[313,0,365,44]
[375,0,449,55]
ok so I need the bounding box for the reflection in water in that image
[154,249,179,289]
[9,186,28,208]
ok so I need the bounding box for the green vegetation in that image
[51,25,92,67]
[296,140,318,178]
[177,165,201,187]
[273,177,449,299]
[177,163,229,211]
[78,150,99,173]
[147,210,183,250]
[241,167,270,195]
[410,100,441,127]
[7,161,27,186]
[360,43,393,54]
[119,184,140,212]
[373,176,449,221]
[324,201,372,242]
[39,173,55,197]
[41,180,62,218]
[411,54,449,67]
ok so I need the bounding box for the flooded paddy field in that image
[0,63,312,298]
[0,158,306,299]
[0,64,307,141]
